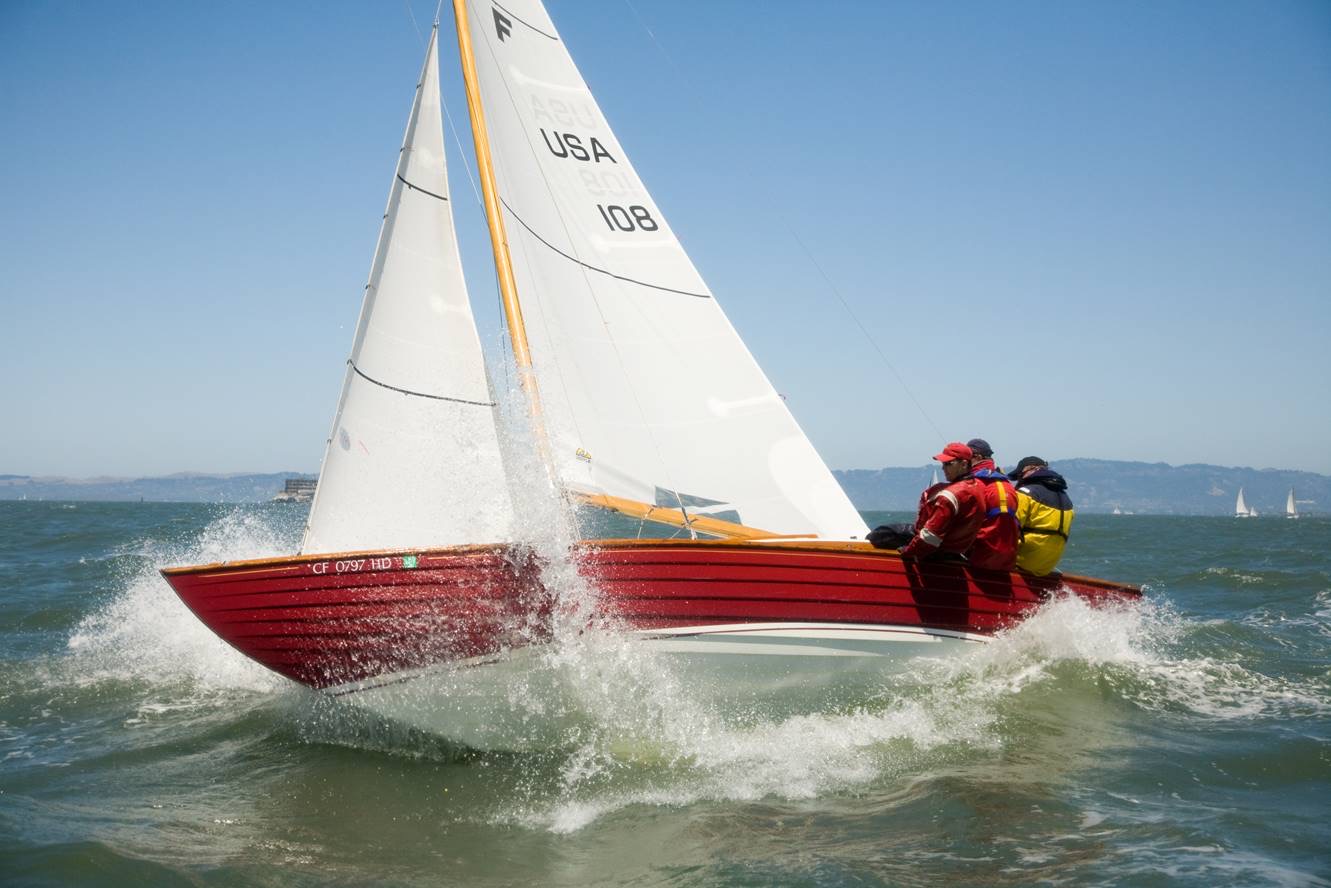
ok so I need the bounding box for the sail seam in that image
[492,2,558,40]
[501,198,711,299]
[396,173,449,202]
[350,362,495,407]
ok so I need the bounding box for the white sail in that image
[461,0,867,539]
[302,28,514,554]
[1234,487,1252,518]
[1286,488,1298,518]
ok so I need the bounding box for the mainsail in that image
[459,0,867,540]
[1286,488,1298,518]
[1234,487,1253,518]
[302,27,514,554]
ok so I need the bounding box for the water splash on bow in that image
[64,507,296,693]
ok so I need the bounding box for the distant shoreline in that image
[1,461,1325,516]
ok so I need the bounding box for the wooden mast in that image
[452,0,541,418]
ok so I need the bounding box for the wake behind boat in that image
[162,0,1139,749]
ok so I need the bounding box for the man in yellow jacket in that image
[1009,456,1075,575]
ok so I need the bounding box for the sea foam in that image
[64,507,293,694]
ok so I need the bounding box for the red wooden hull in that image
[160,539,1140,689]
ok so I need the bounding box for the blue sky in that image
[2,1,1329,478]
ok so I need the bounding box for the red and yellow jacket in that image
[969,461,1019,571]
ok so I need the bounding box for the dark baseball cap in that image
[1011,456,1047,476]
[966,438,993,458]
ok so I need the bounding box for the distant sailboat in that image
[1235,487,1257,518]
[1286,488,1298,519]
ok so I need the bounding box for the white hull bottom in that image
[325,623,987,751]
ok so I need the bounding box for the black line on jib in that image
[396,173,449,202]
[350,362,495,407]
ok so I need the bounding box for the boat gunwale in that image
[160,537,1140,595]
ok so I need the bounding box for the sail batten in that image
[462,0,868,541]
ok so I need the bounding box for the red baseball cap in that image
[932,442,973,463]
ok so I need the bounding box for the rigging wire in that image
[405,1,424,45]
[440,101,483,208]
[622,0,680,75]
[786,229,943,440]
[622,0,944,445]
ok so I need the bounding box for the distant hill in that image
[834,459,1328,515]
[0,472,313,503]
[2,461,1326,515]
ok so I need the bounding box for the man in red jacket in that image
[900,442,986,562]
[964,437,1020,571]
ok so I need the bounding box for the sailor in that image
[1009,456,1075,575]
[964,437,1020,571]
[899,442,986,562]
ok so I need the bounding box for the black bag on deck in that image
[866,523,914,550]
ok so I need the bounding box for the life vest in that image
[973,468,1018,519]
[968,469,1019,570]
[1014,481,1075,576]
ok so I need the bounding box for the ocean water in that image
[1,501,1328,887]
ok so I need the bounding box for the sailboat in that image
[162,1,1138,748]
[1286,488,1298,519]
[1235,487,1257,518]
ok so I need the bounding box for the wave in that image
[1201,566,1267,585]
[476,595,1331,833]
[40,504,1331,836]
